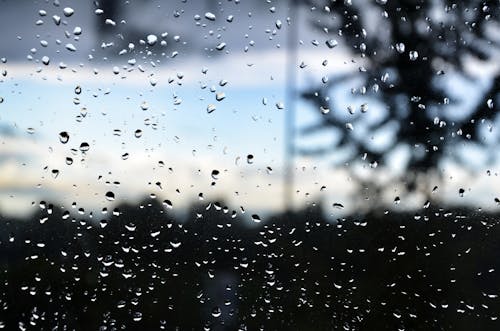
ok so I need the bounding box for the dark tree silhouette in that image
[300,0,499,190]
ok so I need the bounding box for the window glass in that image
[0,0,498,329]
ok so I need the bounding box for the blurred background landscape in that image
[0,0,499,329]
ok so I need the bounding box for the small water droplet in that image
[63,7,74,17]
[79,142,90,152]
[163,200,173,209]
[132,312,142,322]
[52,15,61,25]
[134,129,143,138]
[211,307,222,318]
[216,42,226,51]
[251,214,261,223]
[205,12,216,21]
[59,131,69,144]
[409,50,419,61]
[487,99,494,109]
[325,39,338,49]
[216,92,226,101]
[320,106,330,114]
[395,42,405,53]
[105,191,115,201]
[333,203,344,209]
[65,43,77,52]
[275,20,282,29]
[146,34,158,46]
[207,104,216,113]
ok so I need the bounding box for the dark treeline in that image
[0,199,499,330]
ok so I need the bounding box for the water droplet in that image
[251,214,261,223]
[346,123,354,131]
[79,142,90,152]
[216,92,225,101]
[65,157,73,165]
[66,42,79,53]
[42,56,50,65]
[207,104,216,114]
[132,312,142,322]
[52,15,61,25]
[394,196,401,204]
[216,42,226,51]
[275,20,282,29]
[275,102,284,110]
[59,131,69,144]
[211,307,222,318]
[74,85,81,95]
[146,34,158,46]
[205,12,216,21]
[162,200,173,209]
[246,154,254,164]
[325,39,338,49]
[211,169,220,180]
[105,191,115,201]
[333,203,344,209]
[487,99,494,109]
[395,42,405,53]
[63,7,74,17]
[409,50,419,61]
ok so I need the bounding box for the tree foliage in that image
[300,0,499,177]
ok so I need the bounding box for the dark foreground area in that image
[0,199,499,330]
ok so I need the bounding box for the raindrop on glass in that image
[59,131,69,144]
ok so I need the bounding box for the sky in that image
[0,0,499,220]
